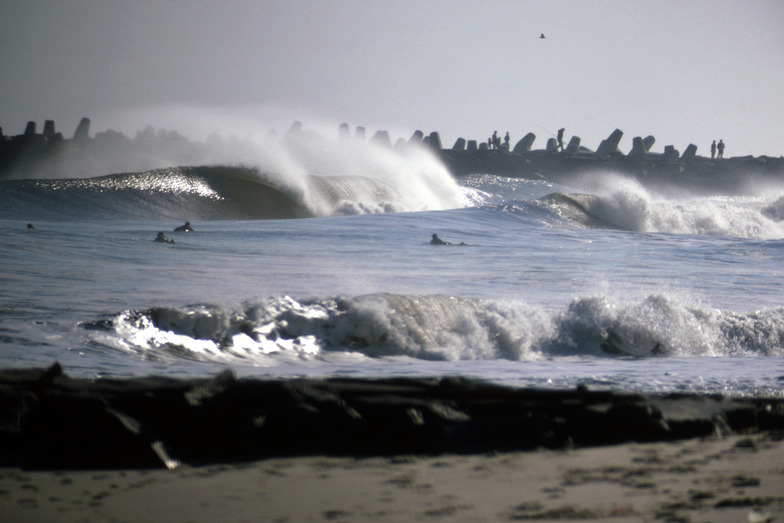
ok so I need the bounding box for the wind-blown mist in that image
[255,127,464,216]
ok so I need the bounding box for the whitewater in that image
[2,134,784,398]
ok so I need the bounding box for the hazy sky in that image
[1,0,782,156]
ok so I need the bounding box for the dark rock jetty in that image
[1,364,782,469]
[424,129,784,187]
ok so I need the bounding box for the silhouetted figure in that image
[174,221,194,232]
[540,33,546,39]
[717,139,725,158]
[711,140,716,159]
[503,132,510,149]
[155,232,175,244]
[430,233,449,245]
[557,128,565,151]
[491,131,500,150]
[26,223,35,229]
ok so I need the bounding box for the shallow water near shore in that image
[2,166,784,397]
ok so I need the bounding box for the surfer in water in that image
[430,233,467,246]
[430,233,449,245]
[174,221,194,232]
[154,232,175,244]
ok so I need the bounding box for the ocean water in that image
[2,139,784,398]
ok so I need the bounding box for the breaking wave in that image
[81,293,784,365]
[538,185,784,239]
[451,174,784,239]
[0,162,465,221]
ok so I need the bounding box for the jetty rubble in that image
[1,364,783,469]
[434,128,784,185]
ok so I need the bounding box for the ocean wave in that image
[536,187,784,239]
[80,293,784,364]
[451,173,784,238]
[0,167,307,220]
[0,163,465,221]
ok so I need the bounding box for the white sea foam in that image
[92,293,784,366]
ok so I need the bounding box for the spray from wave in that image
[271,128,464,216]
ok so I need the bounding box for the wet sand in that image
[1,432,782,522]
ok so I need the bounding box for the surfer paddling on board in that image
[174,221,194,232]
[430,233,449,245]
[154,232,175,244]
[430,233,467,246]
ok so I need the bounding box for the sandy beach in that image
[2,367,783,521]
[1,432,782,522]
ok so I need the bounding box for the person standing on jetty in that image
[557,128,565,151]
[711,140,717,159]
[717,139,725,158]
